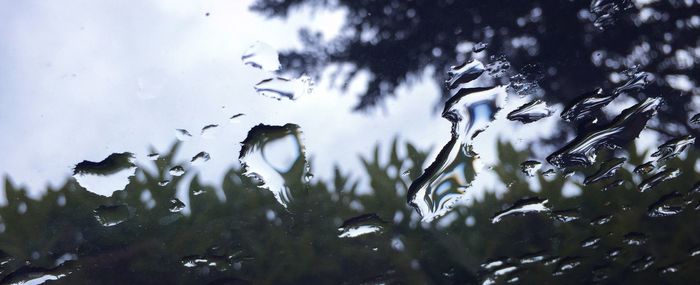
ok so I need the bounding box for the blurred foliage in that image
[251,0,700,140]
[1,138,700,284]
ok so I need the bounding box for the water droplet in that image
[622,232,648,245]
[606,248,623,260]
[1,261,75,285]
[192,188,206,196]
[651,135,695,163]
[648,191,687,217]
[491,197,550,224]
[147,153,159,160]
[634,161,655,175]
[590,0,633,29]
[169,198,186,213]
[408,86,507,222]
[690,113,700,125]
[506,100,552,124]
[583,157,626,185]
[638,168,681,192]
[239,124,310,209]
[690,246,700,257]
[613,72,649,96]
[590,215,612,225]
[181,255,235,270]
[191,151,211,166]
[543,256,561,266]
[241,41,280,71]
[473,42,488,53]
[338,213,385,238]
[254,75,314,100]
[658,264,680,274]
[175,129,193,141]
[158,180,170,186]
[547,97,661,168]
[93,204,130,226]
[508,64,544,97]
[201,124,220,139]
[445,59,485,89]
[229,113,245,124]
[541,169,556,177]
[303,173,314,183]
[485,55,510,78]
[169,166,185,177]
[602,179,624,191]
[551,208,581,222]
[520,160,542,177]
[581,236,602,248]
[630,255,654,272]
[481,257,509,270]
[73,152,136,197]
[553,256,583,276]
[519,251,547,264]
[560,88,613,123]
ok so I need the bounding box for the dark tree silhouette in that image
[251,0,700,138]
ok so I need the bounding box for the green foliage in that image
[0,139,699,284]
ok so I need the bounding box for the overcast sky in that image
[0,0,617,203]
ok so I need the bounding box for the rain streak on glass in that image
[337,213,385,238]
[72,152,136,197]
[239,123,310,209]
[241,41,281,71]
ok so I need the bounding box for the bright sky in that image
[0,0,580,203]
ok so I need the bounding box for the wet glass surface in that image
[1,0,700,284]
